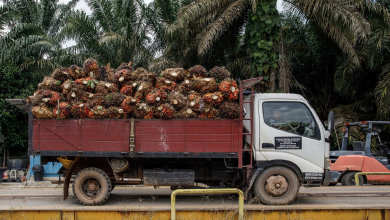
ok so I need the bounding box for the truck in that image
[19,77,333,205]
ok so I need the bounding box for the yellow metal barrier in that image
[355,172,390,186]
[171,188,244,220]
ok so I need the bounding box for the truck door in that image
[259,101,325,174]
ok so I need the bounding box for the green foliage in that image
[60,0,152,68]
[246,0,279,80]
[0,66,35,157]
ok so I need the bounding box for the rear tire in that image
[341,172,363,186]
[72,167,111,205]
[252,166,300,205]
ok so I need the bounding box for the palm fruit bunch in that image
[107,107,124,119]
[137,71,157,84]
[83,93,105,107]
[71,103,91,118]
[88,106,107,119]
[194,77,217,93]
[51,68,70,83]
[39,76,62,92]
[167,91,187,109]
[28,59,240,120]
[176,79,194,94]
[114,69,132,86]
[189,65,207,77]
[135,103,154,119]
[161,68,185,82]
[218,79,239,101]
[120,82,136,96]
[155,78,176,92]
[95,81,119,96]
[177,108,197,118]
[99,63,115,82]
[155,103,175,119]
[134,81,153,102]
[218,102,240,118]
[104,92,125,107]
[203,92,224,107]
[208,66,231,81]
[53,102,71,119]
[27,89,46,106]
[69,65,85,80]
[116,61,133,72]
[187,91,203,112]
[67,88,85,105]
[62,79,86,96]
[75,77,98,92]
[83,59,100,80]
[145,89,167,105]
[121,97,137,116]
[41,90,62,107]
[199,107,220,119]
[32,106,54,119]
[131,67,147,81]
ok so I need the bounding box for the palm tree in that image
[60,0,152,69]
[0,0,79,76]
[162,0,390,81]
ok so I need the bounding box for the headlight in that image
[324,158,331,170]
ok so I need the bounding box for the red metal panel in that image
[82,133,124,141]
[141,120,186,127]
[34,118,240,155]
[187,119,237,127]
[141,134,186,142]
[141,142,186,152]
[33,133,80,141]
[141,127,185,134]
[81,141,125,152]
[37,140,81,151]
[187,127,236,134]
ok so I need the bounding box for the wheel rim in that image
[349,175,356,185]
[80,177,102,199]
[264,175,289,197]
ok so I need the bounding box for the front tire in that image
[72,167,112,205]
[341,172,363,186]
[252,166,300,205]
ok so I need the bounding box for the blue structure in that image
[29,155,62,177]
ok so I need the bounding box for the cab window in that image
[263,102,320,140]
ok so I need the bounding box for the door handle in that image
[262,143,275,149]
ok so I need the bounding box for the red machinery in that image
[329,121,390,185]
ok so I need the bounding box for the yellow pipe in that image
[355,172,390,186]
[171,188,244,220]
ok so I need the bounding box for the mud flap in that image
[322,170,332,186]
[63,156,80,200]
[243,168,263,200]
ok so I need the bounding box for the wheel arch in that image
[256,160,304,181]
[243,160,303,199]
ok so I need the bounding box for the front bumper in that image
[322,170,332,186]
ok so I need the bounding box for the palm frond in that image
[197,0,248,55]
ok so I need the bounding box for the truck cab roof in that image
[253,93,307,102]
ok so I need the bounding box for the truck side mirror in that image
[327,111,335,133]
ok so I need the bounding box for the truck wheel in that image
[72,167,112,205]
[252,166,300,205]
[341,172,363,186]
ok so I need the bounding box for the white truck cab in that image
[243,93,333,204]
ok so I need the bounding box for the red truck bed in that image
[31,118,240,158]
